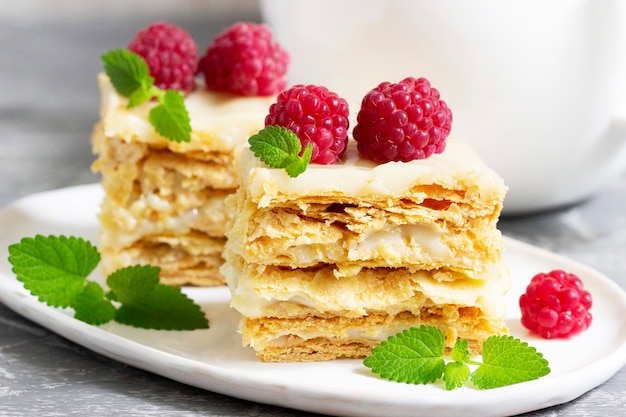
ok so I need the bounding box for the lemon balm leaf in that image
[107,265,160,303]
[101,49,153,98]
[149,90,191,143]
[107,265,208,330]
[8,235,100,308]
[363,326,446,384]
[114,285,208,330]
[363,328,551,390]
[450,338,471,364]
[249,126,311,177]
[73,281,116,325]
[250,125,301,164]
[471,335,551,389]
[285,143,313,177]
[127,86,155,108]
[8,235,208,331]
[102,48,191,143]
[443,361,471,390]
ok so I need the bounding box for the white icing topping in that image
[237,139,506,207]
[98,73,274,152]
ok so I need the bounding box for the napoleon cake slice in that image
[92,74,275,285]
[221,77,510,361]
[222,138,509,362]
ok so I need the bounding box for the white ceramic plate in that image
[1,184,625,417]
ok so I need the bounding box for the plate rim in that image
[1,184,625,417]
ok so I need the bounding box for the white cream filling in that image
[100,193,228,246]
[265,325,420,348]
[347,223,450,261]
[228,262,510,321]
[248,221,450,266]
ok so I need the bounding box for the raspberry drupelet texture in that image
[519,269,593,339]
[265,84,350,164]
[198,22,289,96]
[128,22,198,93]
[353,77,452,163]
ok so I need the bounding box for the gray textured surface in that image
[1,11,625,417]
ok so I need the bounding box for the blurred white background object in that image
[261,0,626,215]
[0,0,260,21]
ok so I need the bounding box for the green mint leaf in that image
[73,281,116,325]
[249,126,312,177]
[364,328,552,390]
[9,235,208,331]
[8,235,100,308]
[149,90,191,143]
[127,86,155,108]
[450,338,471,363]
[107,265,208,330]
[471,335,551,389]
[101,49,153,99]
[443,361,471,390]
[102,49,191,142]
[363,326,445,384]
[285,143,313,177]
[106,289,119,302]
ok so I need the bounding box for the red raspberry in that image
[198,22,289,96]
[265,84,350,164]
[128,22,198,93]
[353,77,452,163]
[519,270,593,339]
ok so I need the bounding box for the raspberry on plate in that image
[519,269,593,339]
[198,22,289,96]
[354,77,452,163]
[265,84,350,164]
[128,21,198,93]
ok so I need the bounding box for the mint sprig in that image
[444,339,471,390]
[74,281,116,325]
[8,235,208,331]
[364,325,550,390]
[108,265,207,330]
[101,49,191,143]
[249,126,313,177]
[7,235,101,308]
[470,334,551,389]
